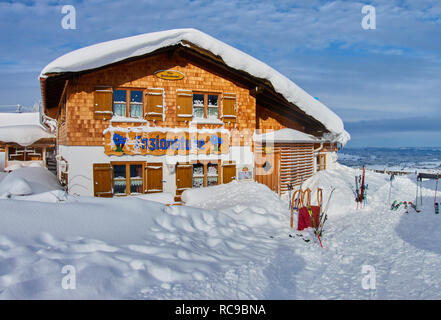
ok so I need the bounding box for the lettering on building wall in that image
[104,130,229,156]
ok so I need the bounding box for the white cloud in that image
[0,0,440,146]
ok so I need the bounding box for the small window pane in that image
[130,179,143,194]
[193,163,204,177]
[113,164,127,195]
[193,94,204,107]
[193,107,204,118]
[207,95,218,119]
[193,177,204,188]
[113,90,127,117]
[130,164,143,179]
[207,107,218,119]
[193,94,205,118]
[130,90,143,118]
[207,176,218,186]
[113,165,126,179]
[114,180,127,195]
[207,95,218,107]
[8,147,25,161]
[207,163,218,176]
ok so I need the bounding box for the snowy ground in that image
[0,164,440,299]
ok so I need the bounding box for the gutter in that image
[313,142,324,154]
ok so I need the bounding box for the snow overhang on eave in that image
[253,128,320,144]
[0,124,56,147]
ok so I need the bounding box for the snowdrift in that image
[0,167,63,200]
[1,164,441,299]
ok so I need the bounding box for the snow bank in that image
[40,29,349,145]
[0,175,32,197]
[0,185,287,299]
[2,162,441,299]
[134,192,174,205]
[0,167,62,200]
[182,181,288,228]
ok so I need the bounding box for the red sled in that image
[297,206,321,231]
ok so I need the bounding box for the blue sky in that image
[0,0,440,147]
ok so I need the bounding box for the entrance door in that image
[255,150,280,194]
[222,162,236,184]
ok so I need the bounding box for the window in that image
[8,147,43,161]
[130,90,143,118]
[113,89,143,118]
[317,154,326,171]
[192,92,219,119]
[207,95,219,119]
[112,162,144,195]
[113,164,127,195]
[207,163,219,186]
[192,162,219,188]
[113,90,127,117]
[192,163,204,188]
[129,164,143,194]
[192,94,205,118]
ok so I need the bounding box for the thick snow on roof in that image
[0,112,40,127]
[0,113,55,146]
[254,128,320,143]
[40,28,350,145]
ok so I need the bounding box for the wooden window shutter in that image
[176,90,193,122]
[145,88,164,121]
[222,94,237,123]
[93,163,113,197]
[93,87,113,120]
[222,162,236,184]
[145,162,163,193]
[175,163,193,200]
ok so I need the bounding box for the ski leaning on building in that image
[39,28,350,201]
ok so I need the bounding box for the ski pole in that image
[435,174,439,214]
[291,176,303,228]
[307,205,322,248]
[318,187,336,236]
[388,174,395,207]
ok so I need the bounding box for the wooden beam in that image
[55,79,70,121]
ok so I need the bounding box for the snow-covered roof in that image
[253,128,321,143]
[0,113,55,146]
[0,112,40,127]
[40,28,350,145]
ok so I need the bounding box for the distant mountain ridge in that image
[338,147,441,171]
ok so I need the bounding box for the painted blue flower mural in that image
[113,133,127,152]
[210,135,223,152]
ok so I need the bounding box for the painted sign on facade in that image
[154,70,184,80]
[104,130,229,156]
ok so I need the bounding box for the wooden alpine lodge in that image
[39,29,349,201]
